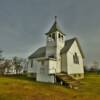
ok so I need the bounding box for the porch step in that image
[56,73,80,88]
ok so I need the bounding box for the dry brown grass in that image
[0,73,100,100]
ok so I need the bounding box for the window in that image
[61,35,63,40]
[58,33,63,41]
[49,34,51,37]
[41,61,44,66]
[73,53,79,64]
[59,33,61,38]
[31,59,33,68]
[40,67,45,73]
[52,33,55,40]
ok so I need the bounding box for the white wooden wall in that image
[67,40,84,74]
[61,53,67,72]
[36,60,55,83]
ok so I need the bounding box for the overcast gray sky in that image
[0,0,100,64]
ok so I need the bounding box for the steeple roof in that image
[45,16,65,35]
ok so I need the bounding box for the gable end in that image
[61,38,84,58]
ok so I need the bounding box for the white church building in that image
[28,17,85,83]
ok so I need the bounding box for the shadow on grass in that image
[0,74,61,87]
[0,74,36,82]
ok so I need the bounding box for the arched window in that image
[59,33,61,38]
[73,53,79,64]
[61,35,63,40]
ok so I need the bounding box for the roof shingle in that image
[61,38,75,54]
[28,47,46,59]
[61,37,84,58]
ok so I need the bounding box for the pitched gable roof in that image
[45,16,64,35]
[61,38,84,58]
[29,38,84,59]
[61,38,75,54]
[28,47,46,59]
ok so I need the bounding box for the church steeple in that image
[46,16,65,59]
[45,16,64,35]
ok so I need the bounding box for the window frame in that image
[73,52,79,64]
[52,33,55,40]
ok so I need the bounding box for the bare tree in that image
[0,50,5,75]
[13,57,23,74]
[4,60,11,73]
[0,64,5,75]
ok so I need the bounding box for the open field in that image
[0,73,100,100]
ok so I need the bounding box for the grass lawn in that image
[0,73,100,100]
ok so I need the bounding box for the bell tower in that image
[45,16,65,59]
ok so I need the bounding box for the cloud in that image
[0,0,100,64]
